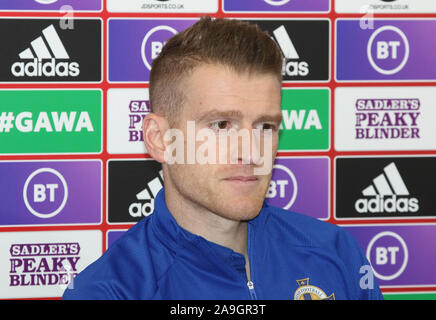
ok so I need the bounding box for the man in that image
[63,17,383,300]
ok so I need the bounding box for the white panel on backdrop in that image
[0,230,102,299]
[335,0,436,13]
[107,88,150,154]
[335,87,436,151]
[107,0,218,13]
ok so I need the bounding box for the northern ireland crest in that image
[293,278,335,300]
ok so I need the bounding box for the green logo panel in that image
[279,88,330,151]
[0,90,102,154]
[383,293,436,300]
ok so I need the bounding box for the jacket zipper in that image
[247,280,257,300]
[246,223,258,300]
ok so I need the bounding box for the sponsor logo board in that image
[224,0,329,13]
[336,0,436,14]
[246,20,330,82]
[0,230,102,299]
[279,88,330,151]
[336,19,436,82]
[108,19,197,82]
[0,0,102,11]
[0,161,102,226]
[0,90,102,154]
[335,87,436,151]
[107,0,217,13]
[107,159,163,224]
[384,292,436,300]
[107,230,127,248]
[335,157,436,219]
[0,18,101,83]
[344,224,436,287]
[107,88,149,154]
[266,157,329,220]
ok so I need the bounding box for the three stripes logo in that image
[11,24,80,78]
[355,162,419,214]
[129,170,164,218]
[272,25,309,77]
[247,20,330,81]
[107,159,163,223]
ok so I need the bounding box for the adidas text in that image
[11,58,80,78]
[273,25,310,77]
[129,199,154,218]
[282,59,309,77]
[355,195,419,214]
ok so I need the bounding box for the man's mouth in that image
[223,176,259,183]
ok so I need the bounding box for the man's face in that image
[164,63,282,221]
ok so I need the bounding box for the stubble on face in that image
[163,63,282,222]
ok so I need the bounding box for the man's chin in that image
[210,182,268,220]
[213,198,264,222]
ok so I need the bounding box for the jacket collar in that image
[150,188,270,267]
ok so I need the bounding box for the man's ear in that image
[143,113,168,163]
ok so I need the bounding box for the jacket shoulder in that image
[266,205,342,248]
[265,205,383,300]
[62,217,174,300]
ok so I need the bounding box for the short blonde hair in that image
[149,16,283,125]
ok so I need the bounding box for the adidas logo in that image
[354,162,419,214]
[272,25,309,77]
[11,24,80,78]
[129,170,163,217]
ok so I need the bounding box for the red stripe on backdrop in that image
[0,0,435,299]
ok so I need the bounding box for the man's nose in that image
[227,127,263,165]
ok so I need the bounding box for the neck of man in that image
[163,181,248,257]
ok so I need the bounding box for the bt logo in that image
[265,164,298,210]
[141,25,178,71]
[264,0,291,6]
[34,0,58,4]
[367,25,409,75]
[23,168,68,219]
[366,231,408,281]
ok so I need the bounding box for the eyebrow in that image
[196,109,243,122]
[255,114,283,124]
[196,109,282,124]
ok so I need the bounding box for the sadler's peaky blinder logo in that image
[9,242,80,287]
[293,278,335,300]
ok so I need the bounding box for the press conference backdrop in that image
[0,0,435,300]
